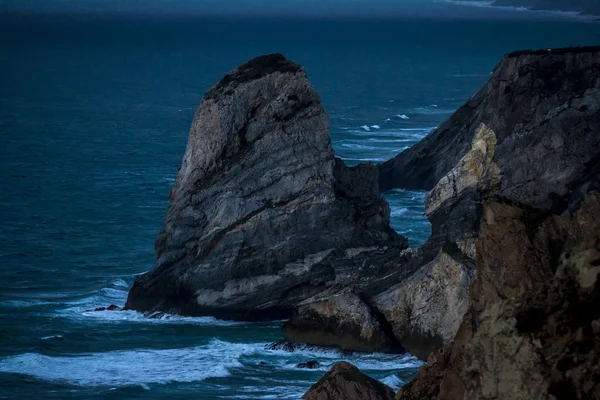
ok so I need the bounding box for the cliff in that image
[383,46,600,399]
[302,44,600,400]
[126,46,600,370]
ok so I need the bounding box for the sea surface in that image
[0,5,598,399]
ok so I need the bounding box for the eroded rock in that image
[303,361,395,400]
[284,291,403,353]
[125,54,406,320]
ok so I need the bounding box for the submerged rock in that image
[89,304,120,312]
[303,361,395,400]
[264,340,303,352]
[125,53,406,320]
[296,360,321,369]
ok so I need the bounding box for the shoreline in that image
[441,0,600,22]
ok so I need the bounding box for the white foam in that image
[361,125,371,131]
[413,106,453,115]
[380,373,404,390]
[391,208,409,217]
[0,339,257,387]
[264,345,423,374]
[56,280,243,327]
[339,157,387,162]
[396,114,410,120]
[41,334,63,340]
[65,307,244,326]
[370,125,381,129]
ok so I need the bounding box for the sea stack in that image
[125,54,406,321]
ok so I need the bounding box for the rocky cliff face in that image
[125,54,406,321]
[386,47,600,399]
[126,46,600,370]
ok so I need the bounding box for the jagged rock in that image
[303,361,395,400]
[372,46,600,360]
[397,192,600,400]
[264,340,307,352]
[296,360,321,369]
[89,304,120,312]
[373,250,475,360]
[125,53,406,320]
[283,292,403,353]
[379,46,600,196]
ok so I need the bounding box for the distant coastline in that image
[449,0,600,19]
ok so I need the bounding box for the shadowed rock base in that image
[303,362,395,400]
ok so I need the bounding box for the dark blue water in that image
[0,7,598,399]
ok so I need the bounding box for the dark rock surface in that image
[283,291,403,353]
[379,46,600,195]
[296,360,321,369]
[303,361,395,400]
[370,46,600,359]
[398,193,600,400]
[125,54,407,320]
[393,46,600,400]
[89,304,120,312]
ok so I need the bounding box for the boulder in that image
[283,291,403,354]
[373,250,475,360]
[125,54,406,320]
[303,361,395,400]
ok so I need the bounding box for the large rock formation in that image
[365,46,600,358]
[126,46,600,370]
[379,46,600,194]
[382,47,600,399]
[125,54,406,321]
[303,361,395,400]
[397,193,600,400]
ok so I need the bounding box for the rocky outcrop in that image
[379,46,600,194]
[394,47,600,400]
[127,47,600,372]
[303,361,395,400]
[125,54,406,320]
[373,250,475,360]
[367,46,600,359]
[283,291,403,353]
[398,193,600,400]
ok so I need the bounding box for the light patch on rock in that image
[195,275,281,306]
[282,249,335,276]
[344,246,379,258]
[374,251,475,351]
[425,123,500,216]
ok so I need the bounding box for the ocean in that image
[0,5,598,399]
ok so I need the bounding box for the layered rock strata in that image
[125,54,406,322]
